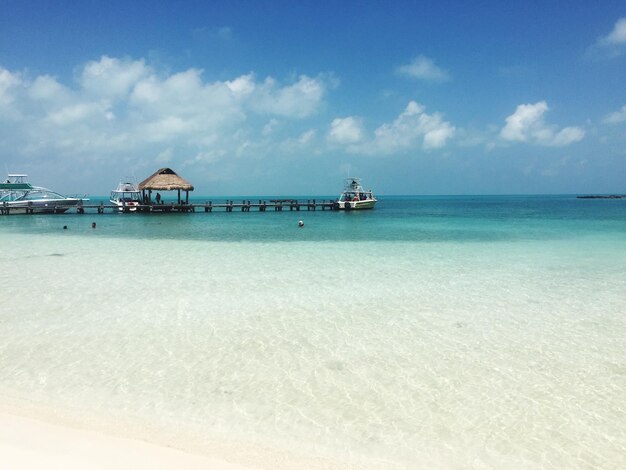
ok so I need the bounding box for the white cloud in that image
[28,75,70,103]
[603,104,626,124]
[370,101,455,152]
[590,17,626,58]
[549,127,585,146]
[600,17,626,45]
[298,129,316,144]
[0,57,330,173]
[45,101,112,126]
[396,55,451,82]
[500,101,584,146]
[328,117,364,144]
[250,75,325,118]
[226,73,255,96]
[423,126,455,149]
[130,68,240,131]
[501,102,548,141]
[333,101,455,155]
[0,67,21,108]
[79,56,151,99]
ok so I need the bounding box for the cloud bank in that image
[328,117,364,144]
[0,54,604,194]
[0,56,328,169]
[329,101,455,155]
[500,101,585,146]
[1,54,463,179]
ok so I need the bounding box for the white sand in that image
[0,411,253,470]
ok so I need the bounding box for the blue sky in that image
[1,1,625,195]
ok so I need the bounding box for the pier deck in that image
[0,199,338,215]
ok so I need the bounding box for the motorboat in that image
[0,174,82,214]
[334,177,377,210]
[110,180,142,211]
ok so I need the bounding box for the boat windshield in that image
[14,189,67,201]
[111,191,142,201]
[339,191,372,201]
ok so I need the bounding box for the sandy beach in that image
[0,411,253,470]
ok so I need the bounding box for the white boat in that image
[0,174,82,214]
[335,177,377,210]
[110,180,142,211]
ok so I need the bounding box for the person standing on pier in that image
[156,193,161,204]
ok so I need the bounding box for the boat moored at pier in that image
[334,178,377,210]
[110,180,142,211]
[0,174,82,214]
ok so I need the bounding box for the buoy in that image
[298,220,304,227]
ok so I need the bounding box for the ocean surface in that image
[1,195,625,469]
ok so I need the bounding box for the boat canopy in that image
[1,174,33,190]
[0,183,34,190]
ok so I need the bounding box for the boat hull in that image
[335,200,376,210]
[110,200,141,212]
[3,199,80,214]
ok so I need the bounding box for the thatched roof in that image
[138,168,194,191]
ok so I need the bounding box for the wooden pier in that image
[0,199,338,215]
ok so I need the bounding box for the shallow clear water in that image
[1,196,625,468]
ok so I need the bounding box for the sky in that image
[0,0,625,195]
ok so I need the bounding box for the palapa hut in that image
[138,168,194,204]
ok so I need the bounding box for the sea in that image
[0,195,625,469]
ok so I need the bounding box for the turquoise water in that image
[1,196,625,468]
[3,195,626,242]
